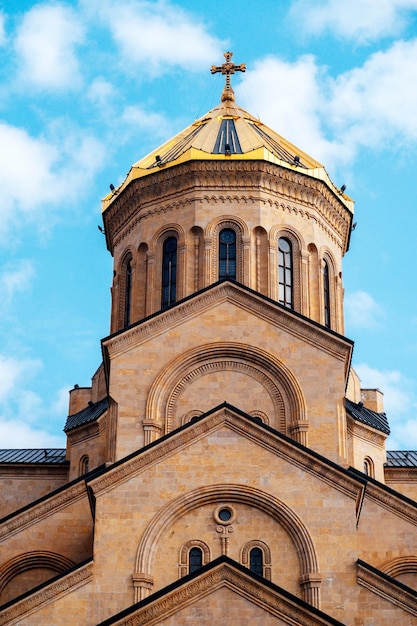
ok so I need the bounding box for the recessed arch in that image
[145,343,306,436]
[378,556,417,579]
[134,483,320,607]
[0,551,75,598]
[270,226,304,312]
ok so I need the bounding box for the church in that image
[1,53,417,625]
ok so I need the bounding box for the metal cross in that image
[211,52,246,97]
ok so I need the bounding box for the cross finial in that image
[211,52,246,102]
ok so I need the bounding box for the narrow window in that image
[219,228,236,280]
[249,547,263,576]
[79,455,89,476]
[363,457,374,477]
[278,237,293,308]
[161,236,177,308]
[323,261,330,328]
[124,259,132,327]
[189,547,203,574]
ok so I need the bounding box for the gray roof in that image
[0,449,66,464]
[386,450,417,468]
[64,397,109,432]
[345,398,390,435]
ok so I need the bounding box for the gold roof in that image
[103,54,353,212]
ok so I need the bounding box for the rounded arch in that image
[178,539,211,577]
[363,456,374,478]
[151,224,186,310]
[320,248,338,331]
[206,215,249,285]
[145,342,306,436]
[270,225,304,312]
[378,556,417,579]
[116,248,134,330]
[0,551,75,597]
[241,539,272,580]
[134,484,320,606]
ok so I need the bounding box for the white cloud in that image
[0,354,41,403]
[354,363,417,448]
[289,0,417,43]
[0,419,64,448]
[236,55,352,166]
[0,11,6,45]
[0,121,105,243]
[328,40,417,144]
[89,0,223,76]
[121,104,172,137]
[0,354,66,447]
[345,291,384,329]
[0,260,35,312]
[14,3,85,90]
[238,40,417,168]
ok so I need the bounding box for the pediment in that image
[88,403,363,503]
[102,281,352,370]
[97,556,345,626]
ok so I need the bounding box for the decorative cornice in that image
[385,467,417,483]
[103,282,352,366]
[100,560,342,626]
[0,561,92,625]
[89,406,361,503]
[103,161,351,253]
[0,480,88,540]
[357,560,417,616]
[363,480,417,526]
[347,416,387,446]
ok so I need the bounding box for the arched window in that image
[363,457,374,477]
[179,540,210,578]
[188,547,203,574]
[323,260,330,328]
[219,228,236,280]
[124,259,133,327]
[161,236,177,309]
[241,540,271,580]
[278,237,293,308]
[79,455,89,476]
[249,548,263,576]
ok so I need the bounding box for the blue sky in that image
[0,0,416,450]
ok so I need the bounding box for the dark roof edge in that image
[87,402,366,493]
[101,278,354,347]
[357,558,417,598]
[97,555,346,626]
[0,557,93,612]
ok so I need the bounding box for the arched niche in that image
[133,484,321,608]
[145,343,306,438]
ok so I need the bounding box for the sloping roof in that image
[0,449,66,464]
[345,397,390,435]
[64,396,109,432]
[102,86,353,214]
[386,450,417,468]
[98,556,346,626]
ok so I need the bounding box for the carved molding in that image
[166,359,286,434]
[89,407,363,503]
[111,561,333,626]
[103,282,352,366]
[363,481,417,527]
[357,560,417,616]
[385,467,417,484]
[103,161,351,253]
[0,481,88,540]
[346,416,387,446]
[0,561,92,626]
